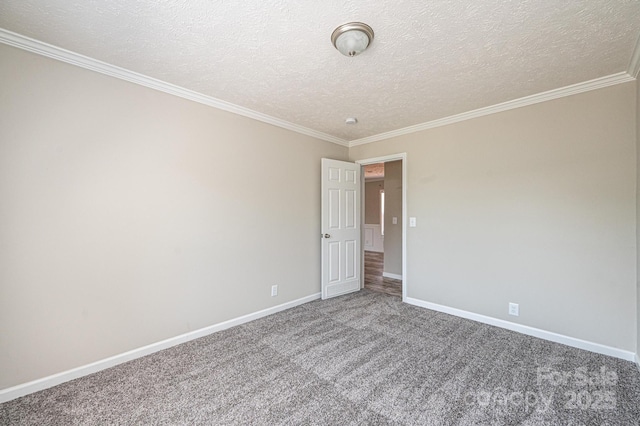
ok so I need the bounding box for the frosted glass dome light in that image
[331,22,374,57]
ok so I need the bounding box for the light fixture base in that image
[331,22,374,57]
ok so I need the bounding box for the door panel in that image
[321,158,361,299]
[329,189,340,229]
[345,240,356,279]
[328,241,340,283]
[345,189,356,228]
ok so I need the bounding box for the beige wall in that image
[383,161,403,276]
[0,44,348,389]
[351,82,637,351]
[364,180,384,224]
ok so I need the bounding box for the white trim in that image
[356,153,407,302]
[349,72,634,147]
[635,353,640,372]
[0,28,348,147]
[0,293,321,404]
[382,272,403,280]
[404,297,636,362]
[628,33,640,78]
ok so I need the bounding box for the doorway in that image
[357,154,407,300]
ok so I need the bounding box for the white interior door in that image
[321,158,361,299]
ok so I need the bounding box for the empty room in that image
[1,1,640,424]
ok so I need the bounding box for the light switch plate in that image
[409,217,417,227]
[392,217,398,225]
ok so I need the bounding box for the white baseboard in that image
[404,297,636,363]
[635,353,640,372]
[0,293,321,404]
[382,272,403,280]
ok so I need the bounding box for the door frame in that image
[356,153,407,301]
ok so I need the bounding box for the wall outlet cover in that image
[508,302,519,316]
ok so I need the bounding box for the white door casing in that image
[321,158,361,299]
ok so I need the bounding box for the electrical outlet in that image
[508,302,519,316]
[271,285,278,297]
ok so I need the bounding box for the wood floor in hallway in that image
[364,251,402,297]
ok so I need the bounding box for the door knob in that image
[323,234,331,238]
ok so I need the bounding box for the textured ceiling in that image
[1,0,639,142]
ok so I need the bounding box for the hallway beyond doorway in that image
[364,251,402,297]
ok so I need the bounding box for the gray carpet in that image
[2,290,640,425]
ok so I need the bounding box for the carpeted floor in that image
[2,290,640,425]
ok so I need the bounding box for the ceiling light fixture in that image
[331,22,374,57]
[345,117,358,125]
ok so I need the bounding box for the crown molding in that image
[1,27,635,150]
[348,72,635,147]
[0,28,349,147]
[628,33,640,78]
